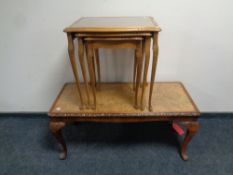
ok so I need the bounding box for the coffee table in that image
[48,82,200,160]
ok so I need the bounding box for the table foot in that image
[59,151,67,160]
[49,121,67,160]
[180,121,200,161]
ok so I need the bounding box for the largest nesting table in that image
[63,16,161,110]
[48,82,200,160]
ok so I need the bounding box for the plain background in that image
[0,0,233,112]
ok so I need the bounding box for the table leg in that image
[180,121,200,160]
[141,37,151,110]
[49,121,67,160]
[92,53,97,87]
[67,33,84,109]
[133,51,137,91]
[78,38,91,108]
[85,48,99,88]
[134,42,143,109]
[95,49,101,89]
[87,44,97,109]
[140,39,145,88]
[149,32,159,111]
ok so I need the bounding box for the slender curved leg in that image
[85,47,98,88]
[134,41,143,109]
[84,45,91,85]
[141,37,151,110]
[49,121,67,160]
[133,51,137,91]
[85,46,96,86]
[67,33,84,110]
[140,40,145,88]
[87,44,96,109]
[92,53,97,87]
[149,32,159,111]
[78,38,91,108]
[95,49,101,89]
[181,121,200,160]
[134,40,145,90]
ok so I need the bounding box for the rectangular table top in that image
[48,82,200,118]
[64,17,161,33]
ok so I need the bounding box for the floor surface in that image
[0,113,232,175]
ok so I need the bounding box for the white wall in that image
[0,0,233,112]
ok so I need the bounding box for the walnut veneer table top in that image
[64,17,161,33]
[49,82,199,118]
[48,82,200,160]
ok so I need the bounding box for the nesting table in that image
[48,17,200,161]
[63,17,161,110]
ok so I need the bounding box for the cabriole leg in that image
[95,49,101,89]
[49,121,67,160]
[78,38,91,108]
[181,121,200,160]
[149,32,159,111]
[134,42,143,109]
[141,37,151,110]
[87,44,97,109]
[67,33,84,110]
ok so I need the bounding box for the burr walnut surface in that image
[48,82,199,117]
